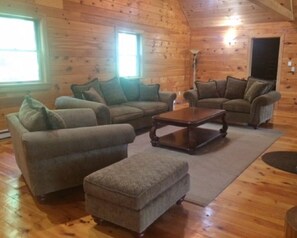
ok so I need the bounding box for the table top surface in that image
[153,107,225,125]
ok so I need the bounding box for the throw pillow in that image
[82,87,106,104]
[224,76,247,99]
[139,83,160,101]
[195,81,219,99]
[99,77,128,105]
[120,77,140,101]
[244,81,268,102]
[71,78,106,104]
[18,95,66,131]
[245,76,273,94]
[18,95,48,131]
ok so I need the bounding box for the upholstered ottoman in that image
[83,152,190,237]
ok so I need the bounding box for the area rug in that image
[128,123,282,207]
[262,151,297,174]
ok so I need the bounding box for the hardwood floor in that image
[0,108,296,238]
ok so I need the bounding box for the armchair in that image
[6,108,135,199]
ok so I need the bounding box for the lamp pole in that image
[190,49,199,89]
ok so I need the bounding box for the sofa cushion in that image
[100,78,128,105]
[212,79,226,97]
[196,98,229,109]
[244,81,268,102]
[82,87,106,104]
[224,76,247,99]
[120,78,140,101]
[71,78,106,104]
[223,99,250,113]
[195,81,219,99]
[139,83,160,101]
[124,101,168,116]
[19,95,66,131]
[109,105,143,123]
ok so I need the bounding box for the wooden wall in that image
[0,0,190,130]
[190,21,297,112]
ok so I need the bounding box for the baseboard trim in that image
[0,129,11,140]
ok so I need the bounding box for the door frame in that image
[247,35,284,91]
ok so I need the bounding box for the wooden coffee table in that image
[150,107,228,154]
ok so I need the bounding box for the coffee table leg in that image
[188,126,196,154]
[150,120,159,146]
[220,114,228,137]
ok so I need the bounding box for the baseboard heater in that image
[0,129,11,140]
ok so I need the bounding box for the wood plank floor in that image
[0,108,296,238]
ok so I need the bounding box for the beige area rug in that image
[128,123,282,207]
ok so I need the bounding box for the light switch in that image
[291,66,295,72]
[288,61,292,67]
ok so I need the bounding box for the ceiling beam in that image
[249,0,294,21]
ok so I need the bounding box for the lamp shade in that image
[190,49,199,54]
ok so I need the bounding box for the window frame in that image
[0,13,50,93]
[116,30,143,79]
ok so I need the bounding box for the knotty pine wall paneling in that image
[0,0,190,130]
[190,21,297,113]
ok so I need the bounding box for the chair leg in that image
[136,232,145,238]
[176,195,186,205]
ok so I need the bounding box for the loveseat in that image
[55,78,176,130]
[183,76,281,128]
[6,96,135,199]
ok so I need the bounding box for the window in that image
[0,15,48,91]
[117,32,142,78]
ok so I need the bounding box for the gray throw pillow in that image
[244,81,268,102]
[18,95,66,131]
[18,95,48,131]
[82,87,106,104]
[99,77,128,105]
[71,78,106,104]
[120,77,140,101]
[47,110,67,130]
[245,76,272,94]
[139,83,160,101]
[195,81,219,99]
[224,76,247,99]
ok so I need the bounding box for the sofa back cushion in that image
[99,77,128,105]
[139,83,160,101]
[120,78,140,101]
[212,79,226,97]
[195,81,219,99]
[224,76,247,99]
[71,78,106,104]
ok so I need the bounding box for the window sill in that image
[0,82,52,93]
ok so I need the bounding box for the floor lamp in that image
[190,49,199,89]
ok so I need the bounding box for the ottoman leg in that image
[136,231,145,238]
[176,195,186,205]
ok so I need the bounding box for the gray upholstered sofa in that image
[184,76,281,128]
[6,96,135,199]
[55,78,176,130]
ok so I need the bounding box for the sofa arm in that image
[159,91,177,111]
[183,89,198,107]
[55,96,111,125]
[22,124,136,160]
[251,91,281,108]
